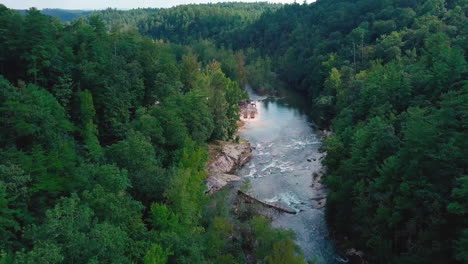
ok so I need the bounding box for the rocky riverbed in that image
[236,87,339,263]
[205,140,252,194]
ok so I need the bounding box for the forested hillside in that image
[16,8,92,22]
[137,3,281,44]
[85,3,281,93]
[84,3,280,42]
[229,0,467,263]
[0,5,306,264]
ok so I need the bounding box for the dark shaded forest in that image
[0,0,467,263]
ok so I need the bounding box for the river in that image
[237,87,339,263]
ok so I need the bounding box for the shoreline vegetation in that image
[205,99,259,194]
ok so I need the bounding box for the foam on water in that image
[278,161,294,173]
[261,160,277,172]
[265,192,302,212]
[238,88,338,263]
[245,168,257,178]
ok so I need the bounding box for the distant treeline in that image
[16,8,93,22]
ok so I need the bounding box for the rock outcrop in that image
[206,173,241,194]
[311,157,328,209]
[206,140,252,194]
[318,129,333,140]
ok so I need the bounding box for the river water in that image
[237,87,339,263]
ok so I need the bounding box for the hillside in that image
[231,1,467,263]
[0,4,306,264]
[16,8,92,22]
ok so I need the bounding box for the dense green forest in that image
[230,1,467,263]
[137,3,281,44]
[0,5,307,264]
[1,0,467,263]
[109,0,466,263]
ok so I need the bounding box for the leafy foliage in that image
[0,4,304,263]
[229,0,467,262]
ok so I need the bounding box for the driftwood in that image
[237,190,297,214]
[310,196,327,201]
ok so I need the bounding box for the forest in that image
[1,0,467,263]
[231,1,467,263]
[0,4,307,264]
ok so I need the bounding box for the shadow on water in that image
[262,87,321,127]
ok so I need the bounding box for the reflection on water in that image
[238,87,338,263]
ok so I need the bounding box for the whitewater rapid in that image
[237,88,338,263]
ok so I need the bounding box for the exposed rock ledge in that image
[206,140,252,194]
[310,151,328,209]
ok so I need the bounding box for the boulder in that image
[206,173,241,194]
[206,140,252,193]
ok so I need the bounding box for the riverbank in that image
[205,97,262,194]
[205,139,253,194]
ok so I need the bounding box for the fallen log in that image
[310,196,327,201]
[237,190,297,214]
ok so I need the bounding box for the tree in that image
[0,83,74,149]
[374,31,403,62]
[0,164,31,251]
[164,139,207,227]
[14,242,64,264]
[266,240,307,264]
[180,55,202,93]
[20,8,61,86]
[79,90,102,161]
[144,244,172,264]
[106,131,167,204]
